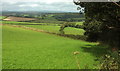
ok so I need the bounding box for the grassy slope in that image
[25,25,85,35]
[2,25,105,69]
[2,21,84,35]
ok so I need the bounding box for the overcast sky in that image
[1,0,79,12]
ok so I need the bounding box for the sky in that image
[1,0,79,12]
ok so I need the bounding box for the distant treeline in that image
[2,11,85,22]
[53,13,85,22]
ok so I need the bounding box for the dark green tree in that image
[74,1,120,49]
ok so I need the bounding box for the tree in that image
[74,1,120,48]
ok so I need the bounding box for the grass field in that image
[2,25,108,69]
[2,21,84,25]
[2,21,85,35]
[25,25,85,35]
[76,22,84,25]
[2,21,58,25]
[0,16,6,20]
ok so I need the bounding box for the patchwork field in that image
[2,25,108,69]
[3,16,36,21]
[2,21,85,35]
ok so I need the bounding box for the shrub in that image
[99,51,119,70]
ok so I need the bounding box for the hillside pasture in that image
[2,20,85,35]
[2,25,109,69]
[25,25,85,35]
[2,21,57,25]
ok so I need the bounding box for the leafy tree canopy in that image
[74,1,120,48]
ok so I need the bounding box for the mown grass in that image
[2,25,108,69]
[25,25,85,35]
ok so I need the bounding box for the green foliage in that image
[99,51,119,70]
[53,13,85,22]
[83,20,102,42]
[74,2,120,48]
[59,22,83,34]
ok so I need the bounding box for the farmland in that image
[2,12,108,69]
[2,21,56,25]
[2,20,85,35]
[25,25,85,35]
[2,25,108,69]
[3,16,36,21]
[1,0,119,70]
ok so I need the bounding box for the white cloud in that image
[1,0,79,12]
[2,0,73,3]
[19,4,39,7]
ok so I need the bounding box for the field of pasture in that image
[25,25,85,35]
[2,25,108,69]
[2,15,108,69]
[2,21,85,35]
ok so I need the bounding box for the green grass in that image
[76,22,84,25]
[2,21,58,25]
[26,25,60,33]
[25,25,85,35]
[0,16,6,20]
[2,21,85,35]
[2,25,108,69]
[2,21,26,24]
[64,27,85,35]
